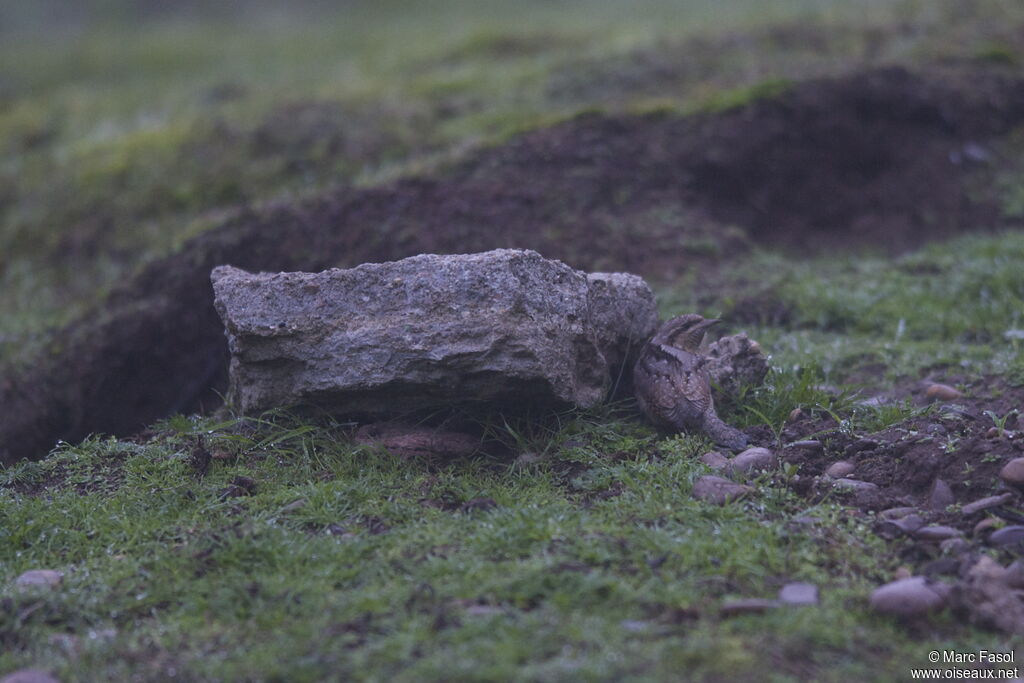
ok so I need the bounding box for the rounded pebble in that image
[999,458,1024,488]
[929,478,955,511]
[961,493,1015,515]
[789,440,823,452]
[825,461,856,478]
[925,383,962,401]
[700,451,729,470]
[14,570,63,591]
[988,525,1024,547]
[691,475,753,505]
[881,506,918,520]
[729,447,776,475]
[869,576,950,618]
[778,582,818,606]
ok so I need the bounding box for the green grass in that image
[3,411,1011,682]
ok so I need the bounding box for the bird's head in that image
[653,314,720,352]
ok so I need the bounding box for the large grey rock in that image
[211,249,659,416]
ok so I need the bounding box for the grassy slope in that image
[3,0,1024,680]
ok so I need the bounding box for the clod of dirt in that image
[5,65,1024,463]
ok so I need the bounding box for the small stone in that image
[869,577,950,618]
[989,525,1024,548]
[789,440,823,452]
[788,408,804,422]
[728,447,776,475]
[691,475,753,505]
[987,426,1002,439]
[825,461,856,478]
[914,526,963,542]
[848,438,880,454]
[973,517,999,537]
[1006,561,1024,589]
[831,478,878,493]
[876,511,925,540]
[0,671,61,683]
[700,451,729,470]
[929,479,955,511]
[720,598,780,616]
[881,506,918,520]
[999,458,1024,488]
[778,582,818,606]
[15,569,63,591]
[961,493,1015,515]
[280,499,307,513]
[925,383,963,401]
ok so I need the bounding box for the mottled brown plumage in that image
[633,314,747,450]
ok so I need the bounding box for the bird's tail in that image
[702,412,748,451]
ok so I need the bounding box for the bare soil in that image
[3,64,1024,464]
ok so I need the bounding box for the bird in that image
[633,314,748,450]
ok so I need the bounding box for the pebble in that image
[869,576,950,618]
[999,458,1024,488]
[700,451,729,470]
[914,526,963,542]
[729,447,776,475]
[973,517,999,537]
[15,570,63,591]
[925,383,962,401]
[0,671,61,683]
[988,525,1024,548]
[789,440,823,453]
[885,513,925,536]
[1006,560,1024,589]
[961,493,1015,515]
[831,478,878,493]
[720,598,780,617]
[928,479,955,511]
[825,461,856,478]
[881,506,918,520]
[788,408,804,422]
[691,476,753,505]
[986,427,1003,439]
[778,582,818,606]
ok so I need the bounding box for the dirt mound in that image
[4,65,1024,464]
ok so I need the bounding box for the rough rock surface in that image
[212,249,659,416]
[705,333,769,399]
